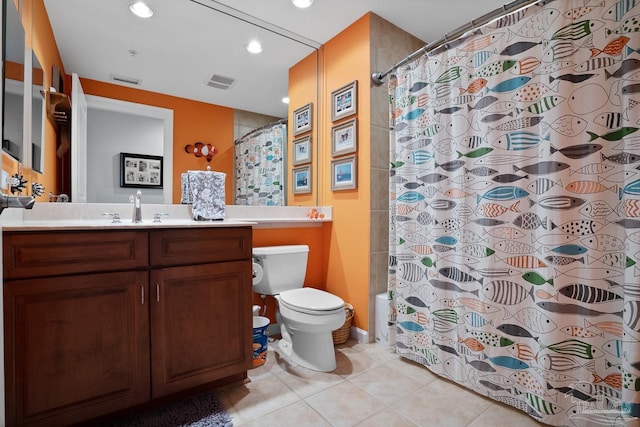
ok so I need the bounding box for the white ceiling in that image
[42,0,507,118]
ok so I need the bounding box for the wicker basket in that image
[332,303,354,345]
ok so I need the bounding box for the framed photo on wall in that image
[292,103,313,136]
[292,164,312,194]
[331,155,357,191]
[331,118,357,157]
[331,80,357,121]
[120,152,163,188]
[292,135,312,166]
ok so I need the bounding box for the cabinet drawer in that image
[150,227,251,267]
[3,230,149,279]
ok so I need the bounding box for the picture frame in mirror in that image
[292,103,312,136]
[292,135,312,166]
[120,152,164,188]
[292,164,312,194]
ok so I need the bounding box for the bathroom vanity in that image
[2,224,253,426]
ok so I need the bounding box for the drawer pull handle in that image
[141,285,144,305]
[156,284,160,302]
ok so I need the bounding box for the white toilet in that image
[252,245,346,372]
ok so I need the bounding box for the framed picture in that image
[331,155,357,191]
[120,152,163,188]
[331,80,357,121]
[292,135,312,166]
[293,103,312,136]
[331,118,357,157]
[292,165,312,194]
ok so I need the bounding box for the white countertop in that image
[0,203,332,230]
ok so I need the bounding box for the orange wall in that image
[286,14,373,331]
[78,79,235,204]
[288,52,319,205]
[320,14,372,332]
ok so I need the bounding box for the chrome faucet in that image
[0,194,36,215]
[129,190,142,223]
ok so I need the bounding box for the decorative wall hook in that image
[185,142,217,162]
[9,174,27,194]
[31,182,45,197]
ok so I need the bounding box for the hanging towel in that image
[180,173,193,204]
[187,170,226,220]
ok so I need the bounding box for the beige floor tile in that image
[242,400,332,427]
[305,381,387,427]
[218,371,299,425]
[349,363,423,404]
[348,341,398,364]
[218,340,567,427]
[383,355,440,386]
[355,406,420,427]
[334,345,382,379]
[272,360,346,398]
[392,379,493,427]
[468,403,547,427]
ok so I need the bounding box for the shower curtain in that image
[234,121,286,205]
[388,0,640,425]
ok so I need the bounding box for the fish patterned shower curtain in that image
[234,122,286,205]
[387,0,640,425]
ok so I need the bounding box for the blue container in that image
[252,316,270,367]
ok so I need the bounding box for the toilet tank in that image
[252,245,309,295]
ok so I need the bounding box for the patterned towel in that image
[180,173,192,204]
[187,170,226,220]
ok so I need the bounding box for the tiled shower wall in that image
[368,15,425,340]
[233,109,282,142]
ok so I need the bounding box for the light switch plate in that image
[1,170,9,190]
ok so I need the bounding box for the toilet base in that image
[279,329,337,372]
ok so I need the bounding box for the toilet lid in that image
[279,288,344,312]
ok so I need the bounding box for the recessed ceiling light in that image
[246,40,263,54]
[282,97,290,104]
[292,0,313,8]
[129,1,153,18]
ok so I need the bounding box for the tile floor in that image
[218,338,546,427]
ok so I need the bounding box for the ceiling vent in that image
[110,73,141,86]
[207,74,236,90]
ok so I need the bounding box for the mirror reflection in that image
[36,1,319,205]
[3,0,320,204]
[31,51,44,173]
[3,0,25,163]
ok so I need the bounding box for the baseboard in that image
[351,326,369,343]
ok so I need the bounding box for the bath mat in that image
[98,391,233,427]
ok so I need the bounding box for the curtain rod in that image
[371,0,552,86]
[234,118,288,144]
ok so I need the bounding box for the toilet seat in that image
[279,288,344,315]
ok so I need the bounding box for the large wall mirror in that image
[2,0,25,163]
[29,1,320,206]
[31,50,44,173]
[2,0,44,172]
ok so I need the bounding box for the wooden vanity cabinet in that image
[149,228,252,398]
[3,226,252,426]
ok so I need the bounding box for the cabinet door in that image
[4,271,150,426]
[150,260,252,398]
